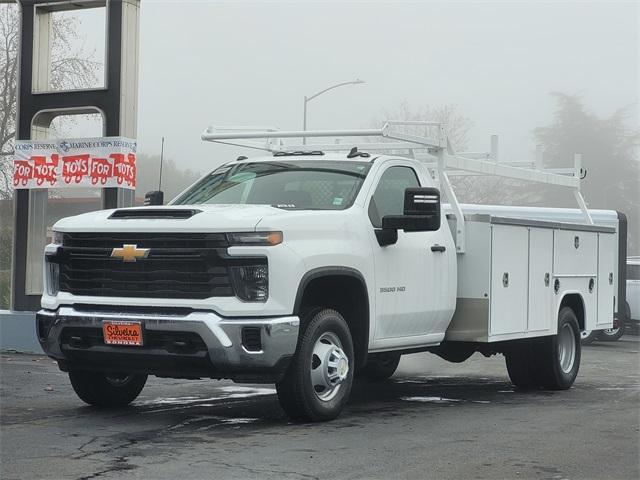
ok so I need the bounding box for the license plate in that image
[103,320,143,346]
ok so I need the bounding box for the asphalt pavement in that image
[1,336,638,480]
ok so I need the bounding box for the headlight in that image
[46,259,59,295]
[52,231,63,245]
[227,231,283,246]
[230,264,269,302]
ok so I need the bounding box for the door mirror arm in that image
[375,228,398,247]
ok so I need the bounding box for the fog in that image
[128,0,639,173]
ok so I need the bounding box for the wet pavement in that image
[1,336,639,479]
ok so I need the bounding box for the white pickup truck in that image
[37,125,627,422]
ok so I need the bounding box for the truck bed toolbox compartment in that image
[445,214,616,343]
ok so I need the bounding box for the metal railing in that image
[201,122,593,253]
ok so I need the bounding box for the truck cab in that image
[38,153,457,418]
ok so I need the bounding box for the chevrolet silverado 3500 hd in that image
[37,125,626,421]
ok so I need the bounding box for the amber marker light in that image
[227,231,283,246]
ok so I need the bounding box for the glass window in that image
[368,166,420,228]
[173,161,371,210]
[627,264,640,281]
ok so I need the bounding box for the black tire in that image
[535,307,581,390]
[505,307,581,390]
[597,303,628,342]
[597,323,625,342]
[505,339,540,390]
[356,352,401,381]
[276,308,354,422]
[69,371,147,407]
[581,330,598,345]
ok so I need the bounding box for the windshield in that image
[173,160,372,210]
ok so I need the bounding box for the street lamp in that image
[302,79,366,144]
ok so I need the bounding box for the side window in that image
[368,166,420,228]
[628,264,640,281]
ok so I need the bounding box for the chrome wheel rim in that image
[310,332,349,402]
[558,324,576,374]
[601,327,620,336]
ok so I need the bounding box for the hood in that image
[53,204,285,233]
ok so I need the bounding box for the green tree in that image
[534,93,639,253]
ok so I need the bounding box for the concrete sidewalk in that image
[0,310,41,353]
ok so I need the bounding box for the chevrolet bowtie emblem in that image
[111,244,150,262]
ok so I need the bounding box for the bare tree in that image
[0,4,101,199]
[0,5,19,198]
[370,101,512,204]
[370,101,550,206]
[371,100,473,151]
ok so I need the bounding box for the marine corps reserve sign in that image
[13,137,137,190]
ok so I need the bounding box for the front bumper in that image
[37,306,299,382]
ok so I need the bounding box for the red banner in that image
[13,137,137,190]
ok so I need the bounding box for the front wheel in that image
[69,371,147,407]
[276,308,354,422]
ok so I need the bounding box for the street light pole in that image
[302,79,365,145]
[303,95,308,136]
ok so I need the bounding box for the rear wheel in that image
[505,307,581,390]
[505,339,539,389]
[69,371,147,407]
[535,307,581,390]
[276,308,354,422]
[357,352,401,381]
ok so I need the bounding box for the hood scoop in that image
[109,208,201,220]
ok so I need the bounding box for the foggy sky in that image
[80,1,640,175]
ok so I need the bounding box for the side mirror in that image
[144,190,164,206]
[377,188,441,246]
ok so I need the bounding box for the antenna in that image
[158,137,165,191]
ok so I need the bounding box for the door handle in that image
[431,244,446,252]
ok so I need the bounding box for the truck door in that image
[367,164,455,346]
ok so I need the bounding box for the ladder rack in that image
[201,122,593,253]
